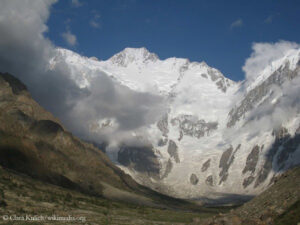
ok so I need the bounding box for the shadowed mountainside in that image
[200,166,300,225]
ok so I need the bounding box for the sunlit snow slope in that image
[50,47,300,200]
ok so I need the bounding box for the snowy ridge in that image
[246,48,300,92]
[54,47,235,95]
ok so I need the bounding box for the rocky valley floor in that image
[0,165,299,224]
[0,165,228,225]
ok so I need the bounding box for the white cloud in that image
[61,29,77,46]
[92,11,101,19]
[264,15,273,24]
[242,40,300,82]
[90,11,101,29]
[66,72,166,148]
[71,0,82,7]
[230,19,243,29]
[89,20,100,28]
[0,0,57,80]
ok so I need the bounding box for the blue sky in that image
[46,0,300,81]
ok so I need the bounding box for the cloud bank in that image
[0,0,166,156]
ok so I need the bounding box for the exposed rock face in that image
[0,73,27,95]
[190,174,199,185]
[31,120,64,137]
[207,68,220,81]
[254,127,298,188]
[157,137,168,146]
[254,161,272,188]
[242,145,259,188]
[161,159,173,179]
[178,131,183,141]
[110,47,158,66]
[201,159,211,172]
[118,145,160,179]
[201,73,208,79]
[179,61,189,75]
[227,61,300,127]
[157,114,169,137]
[276,131,300,170]
[243,145,260,174]
[206,175,214,186]
[167,140,180,163]
[207,68,230,92]
[243,176,255,188]
[215,80,227,92]
[219,146,236,184]
[171,115,218,139]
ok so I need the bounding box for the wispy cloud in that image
[230,19,243,29]
[90,20,100,28]
[61,19,77,46]
[61,29,77,46]
[71,0,82,7]
[90,10,101,29]
[264,15,273,24]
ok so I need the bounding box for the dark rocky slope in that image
[202,166,300,225]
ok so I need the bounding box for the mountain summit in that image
[109,47,159,66]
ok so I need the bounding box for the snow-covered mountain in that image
[49,46,300,200]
